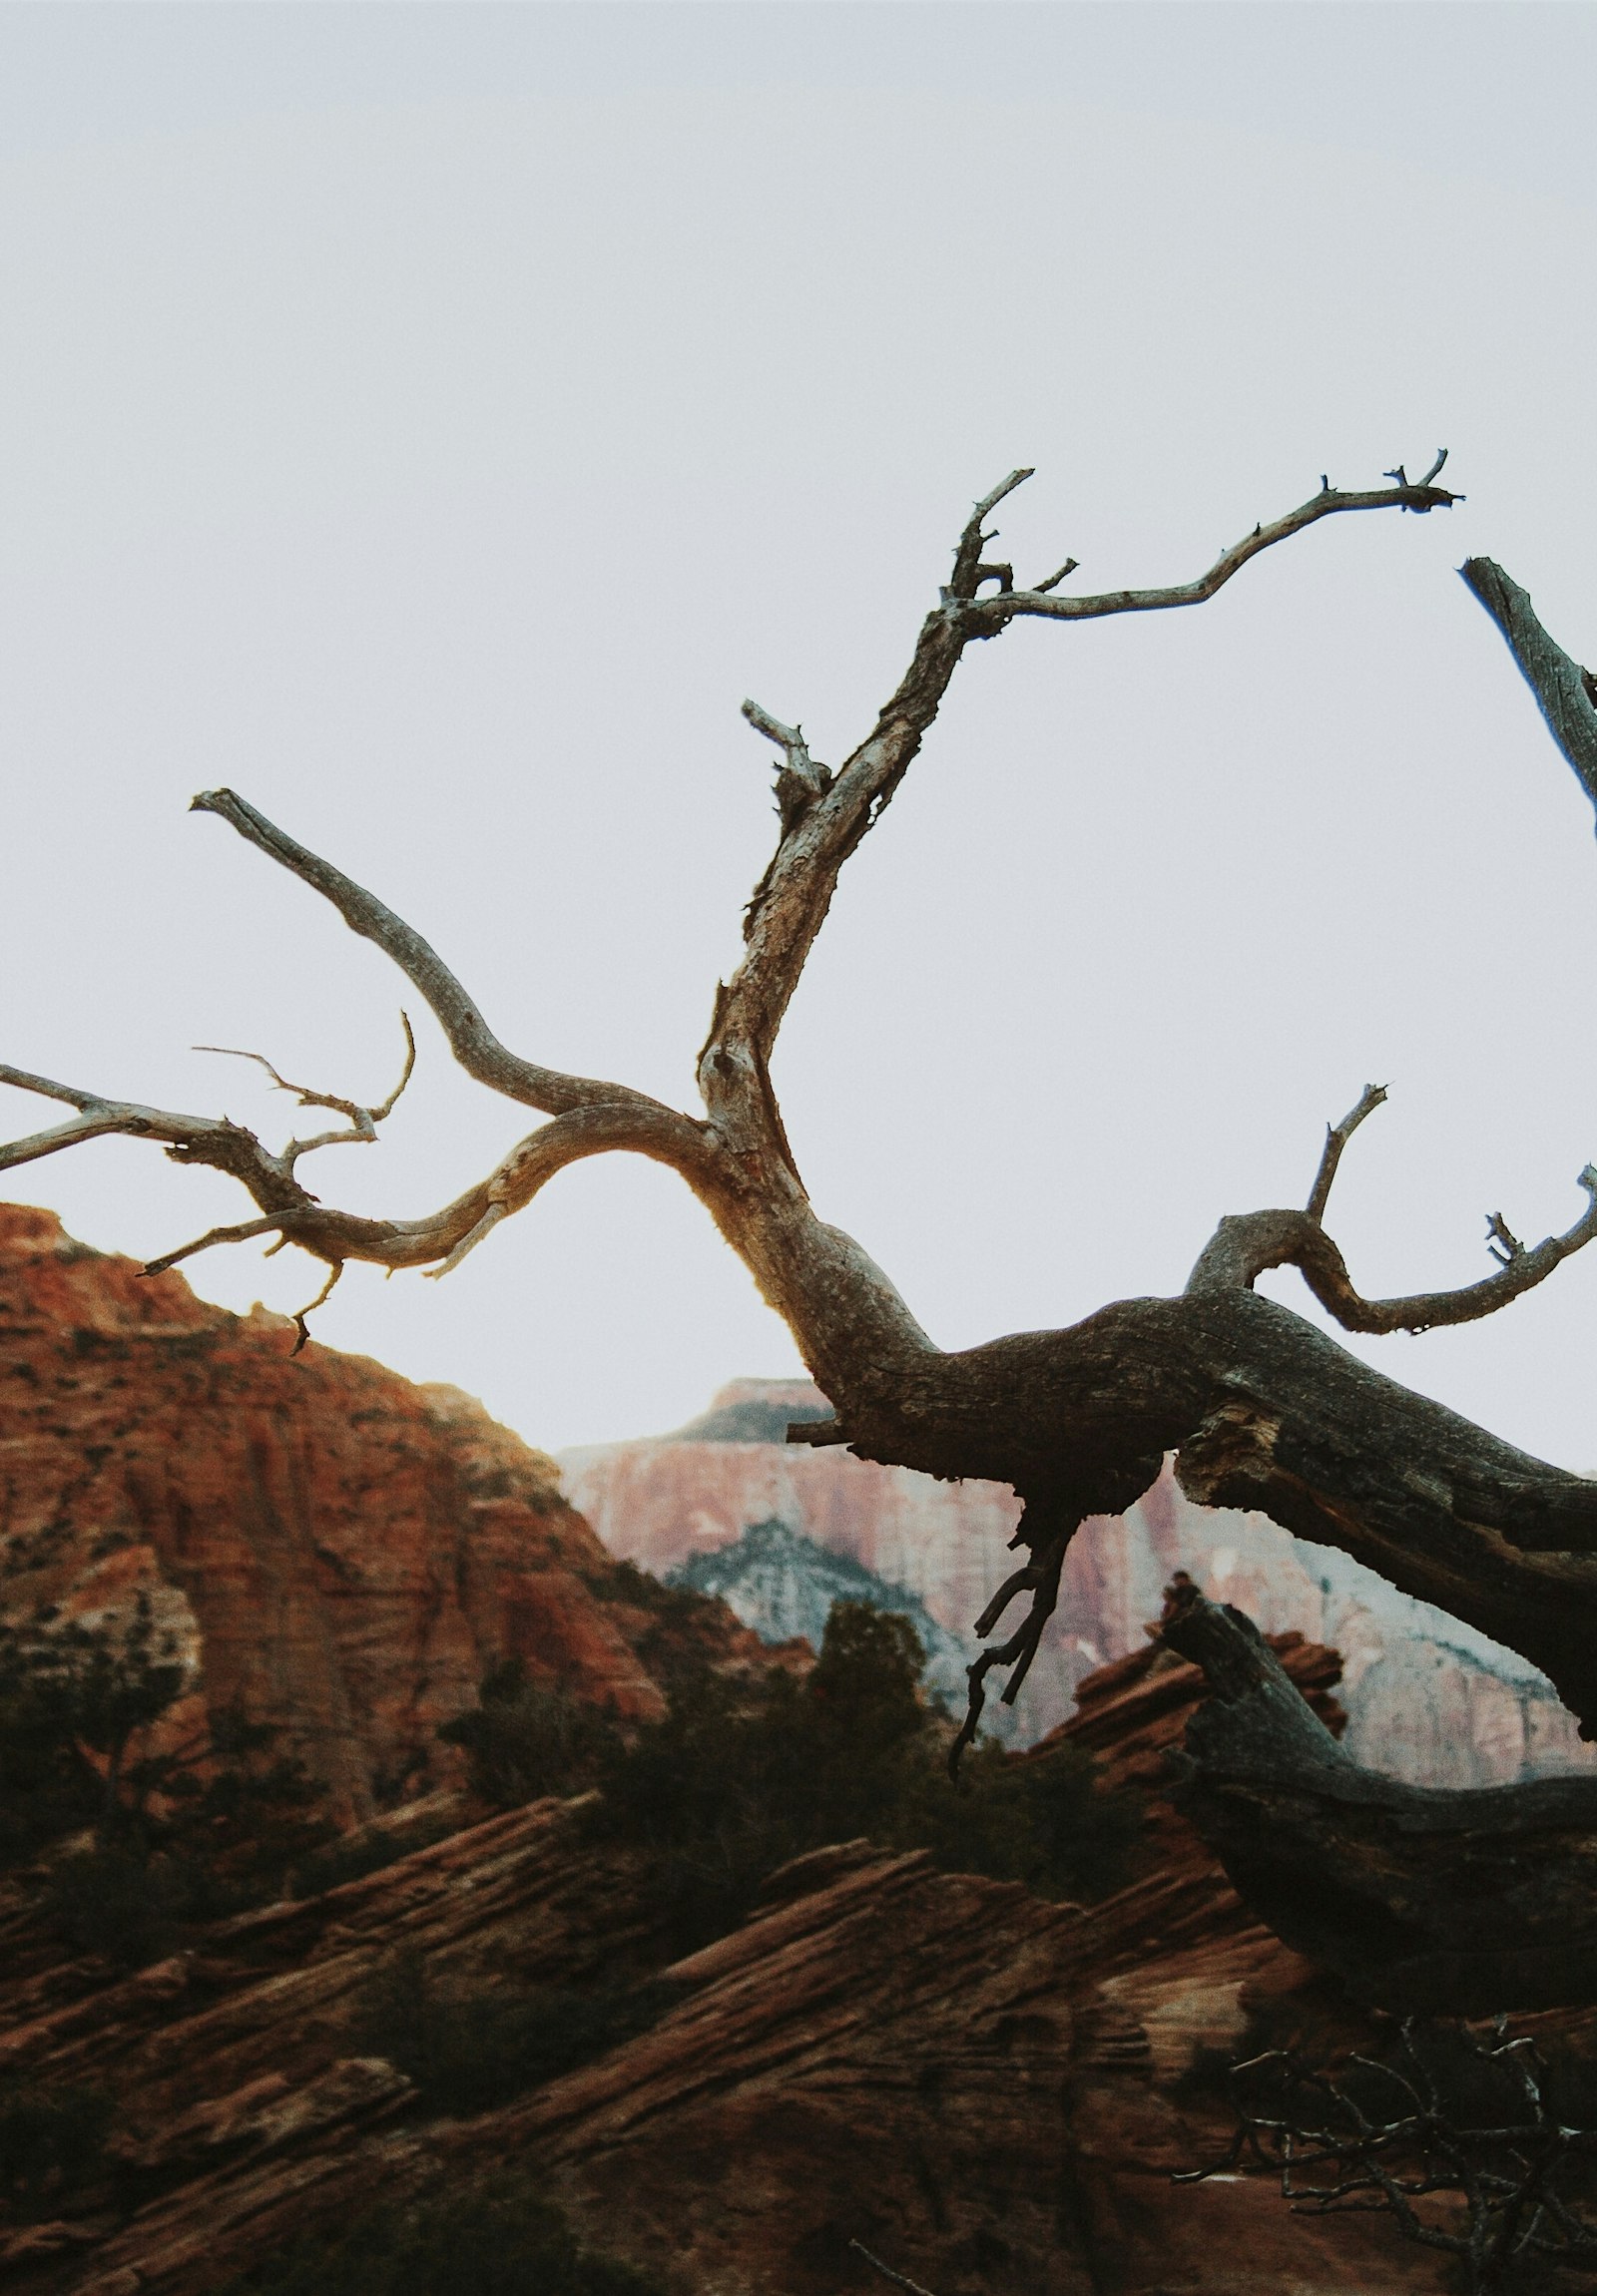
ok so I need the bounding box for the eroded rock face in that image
[0,1205,764,1819]
[0,1625,1476,2296]
[563,1378,1597,1782]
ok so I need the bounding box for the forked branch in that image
[195,1012,416,1168]
[1188,1081,1597,1336]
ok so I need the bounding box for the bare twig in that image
[972,459,1460,631]
[1306,1082,1388,1222]
[945,468,1035,602]
[848,2239,939,2296]
[197,1012,416,1166]
[742,698,831,836]
[289,1259,342,1355]
[141,1215,288,1277]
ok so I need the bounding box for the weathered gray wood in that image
[1462,555,1597,817]
[1162,1589,1597,2014]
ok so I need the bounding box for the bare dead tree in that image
[12,450,1597,1980]
[1179,2016,1597,2296]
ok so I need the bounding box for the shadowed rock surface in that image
[0,1622,1506,2296]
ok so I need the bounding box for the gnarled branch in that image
[1188,1077,1597,1336]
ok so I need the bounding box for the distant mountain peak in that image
[664,1378,834,1446]
[666,1515,969,1704]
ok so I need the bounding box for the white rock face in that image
[562,1379,1597,1784]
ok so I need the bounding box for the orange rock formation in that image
[0,1204,762,1819]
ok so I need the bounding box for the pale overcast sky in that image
[4,4,1597,1457]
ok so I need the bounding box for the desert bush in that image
[352,1951,682,2116]
[0,2077,114,2219]
[436,1659,622,1806]
[442,1596,1144,1957]
[227,2169,661,2296]
[1186,2017,1597,2296]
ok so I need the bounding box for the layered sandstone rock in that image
[0,1624,1479,2296]
[563,1378,1597,1782]
[0,1204,764,1820]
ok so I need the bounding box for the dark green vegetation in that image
[455,1595,1144,1956]
[353,1950,683,2117]
[0,1597,334,1965]
[0,2077,114,2220]
[226,2170,663,2296]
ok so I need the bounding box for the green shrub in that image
[289,1806,463,1900]
[352,1951,682,2117]
[39,1727,336,1966]
[227,2170,661,2296]
[0,1591,335,1960]
[893,1733,1145,1905]
[0,1593,186,1865]
[443,1597,1145,1958]
[595,1600,1142,1948]
[437,1660,622,1806]
[0,2077,114,2219]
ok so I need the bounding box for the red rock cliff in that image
[0,1204,759,1820]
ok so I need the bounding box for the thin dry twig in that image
[847,2239,939,2296]
[196,1012,416,1166]
[1306,1082,1388,1222]
[1179,2018,1597,2296]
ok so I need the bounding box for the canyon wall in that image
[562,1377,1597,1782]
[0,1205,762,1820]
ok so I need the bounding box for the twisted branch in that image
[948,1500,1074,1776]
[1189,1084,1597,1334]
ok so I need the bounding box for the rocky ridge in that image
[0,1205,767,1820]
[0,1622,1491,2296]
